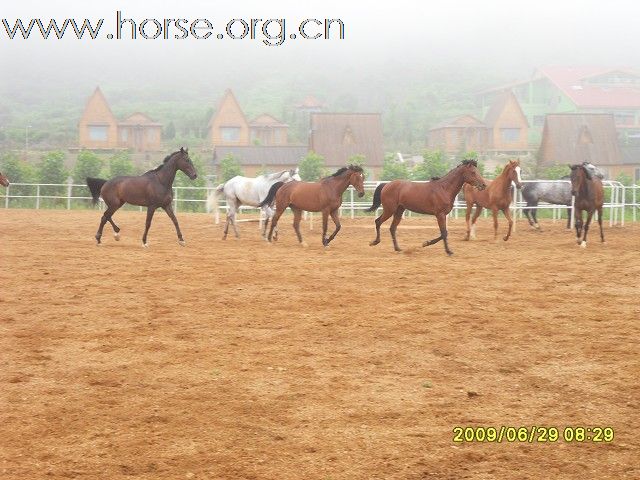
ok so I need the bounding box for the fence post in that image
[4,184,9,208]
[570,195,575,231]
[67,177,73,210]
[634,186,637,223]
[36,185,40,209]
[350,187,355,219]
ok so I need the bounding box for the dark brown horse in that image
[86,148,197,247]
[367,160,486,255]
[570,163,604,248]
[258,165,365,247]
[0,171,9,187]
[464,159,523,242]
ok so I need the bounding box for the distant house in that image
[538,113,630,179]
[427,92,529,154]
[428,115,488,153]
[212,145,308,178]
[309,112,384,176]
[78,87,162,152]
[477,66,640,144]
[207,89,290,147]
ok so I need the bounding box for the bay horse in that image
[464,159,523,242]
[86,147,197,247]
[210,168,301,240]
[258,165,365,247]
[367,160,486,255]
[569,163,604,248]
[0,172,9,187]
[522,162,603,230]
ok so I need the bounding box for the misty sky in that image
[2,0,640,95]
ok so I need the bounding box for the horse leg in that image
[107,218,121,240]
[370,206,394,246]
[566,207,572,230]
[389,206,405,252]
[321,211,329,246]
[261,206,272,240]
[502,207,514,241]
[423,213,452,256]
[469,205,483,240]
[223,199,237,240]
[580,210,594,248]
[325,209,341,245]
[162,205,186,246]
[268,205,285,242]
[492,209,499,241]
[142,206,157,247]
[574,209,583,244]
[465,202,472,240]
[95,204,119,245]
[597,207,605,243]
[291,207,305,246]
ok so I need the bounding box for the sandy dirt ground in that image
[1,209,639,480]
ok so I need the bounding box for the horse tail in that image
[206,183,225,212]
[366,183,386,212]
[86,177,107,205]
[258,181,284,208]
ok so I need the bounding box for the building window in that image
[220,127,241,142]
[88,125,108,141]
[500,128,520,142]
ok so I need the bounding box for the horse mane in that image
[325,164,364,179]
[145,151,177,174]
[458,159,478,168]
[430,176,441,181]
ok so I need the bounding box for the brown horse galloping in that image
[464,159,523,242]
[86,148,197,247]
[367,160,486,255]
[0,172,9,187]
[258,165,365,247]
[570,163,604,248]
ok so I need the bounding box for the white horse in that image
[210,168,301,239]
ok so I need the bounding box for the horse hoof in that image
[422,241,430,247]
[369,240,379,246]
[503,236,509,241]
[179,240,186,247]
[143,243,149,248]
[114,232,120,241]
[446,251,453,256]
[580,241,587,248]
[535,223,540,230]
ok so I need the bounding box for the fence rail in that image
[2,180,639,225]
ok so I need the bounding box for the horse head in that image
[0,171,9,187]
[460,160,486,190]
[176,147,198,180]
[506,159,523,189]
[290,167,301,181]
[347,165,365,197]
[569,164,590,196]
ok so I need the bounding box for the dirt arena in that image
[1,209,638,479]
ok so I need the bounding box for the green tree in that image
[493,164,503,177]
[73,150,103,182]
[298,151,326,181]
[37,151,67,184]
[220,154,243,182]
[109,151,135,178]
[615,171,633,186]
[544,164,570,180]
[380,153,409,180]
[412,149,449,180]
[0,152,36,183]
